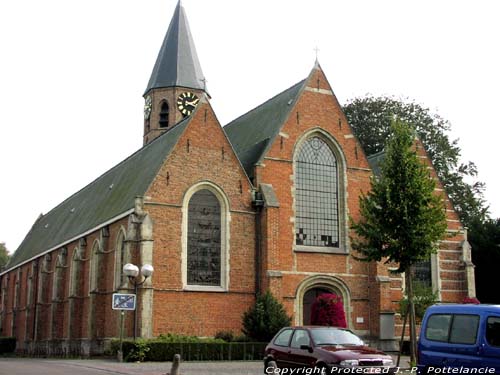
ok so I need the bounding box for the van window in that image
[426,314,452,342]
[449,314,479,345]
[486,316,500,347]
[274,329,293,347]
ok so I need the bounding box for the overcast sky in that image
[1,0,499,253]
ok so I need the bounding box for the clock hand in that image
[186,99,199,106]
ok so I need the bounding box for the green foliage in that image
[469,217,500,303]
[109,339,267,362]
[242,290,291,342]
[214,330,235,342]
[343,96,488,226]
[155,333,224,343]
[0,337,16,354]
[126,339,150,362]
[399,283,439,321]
[0,243,10,270]
[351,120,448,273]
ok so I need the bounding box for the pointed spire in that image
[145,1,206,95]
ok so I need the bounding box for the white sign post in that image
[112,293,137,362]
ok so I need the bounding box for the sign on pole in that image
[112,293,136,310]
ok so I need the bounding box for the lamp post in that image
[123,263,154,341]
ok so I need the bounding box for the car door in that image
[288,329,316,368]
[482,315,500,371]
[271,328,294,368]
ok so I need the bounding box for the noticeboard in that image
[112,293,136,310]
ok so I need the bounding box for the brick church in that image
[0,1,475,356]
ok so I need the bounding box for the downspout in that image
[32,259,40,342]
[252,190,265,296]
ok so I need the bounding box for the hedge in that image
[0,337,16,354]
[111,340,267,362]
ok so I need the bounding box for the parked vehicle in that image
[418,304,500,374]
[264,326,395,373]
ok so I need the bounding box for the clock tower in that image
[143,1,208,145]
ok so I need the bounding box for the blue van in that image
[418,304,500,373]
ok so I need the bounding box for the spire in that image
[144,1,206,95]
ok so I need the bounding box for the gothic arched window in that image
[159,101,169,128]
[187,189,222,286]
[89,241,100,293]
[295,136,340,249]
[114,230,128,290]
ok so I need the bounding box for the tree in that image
[242,290,291,342]
[468,217,500,303]
[351,120,447,364]
[343,95,488,227]
[0,242,9,271]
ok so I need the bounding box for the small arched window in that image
[70,248,82,297]
[114,230,128,289]
[159,101,169,128]
[89,241,100,293]
[295,136,340,249]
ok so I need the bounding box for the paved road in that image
[0,357,412,375]
[0,358,264,375]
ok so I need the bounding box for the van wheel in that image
[265,360,277,373]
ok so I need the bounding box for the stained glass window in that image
[187,189,221,286]
[414,260,432,288]
[295,137,339,248]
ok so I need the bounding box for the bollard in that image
[169,353,181,375]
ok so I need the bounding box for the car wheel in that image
[264,360,278,374]
[314,363,328,375]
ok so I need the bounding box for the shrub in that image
[311,293,347,327]
[109,339,267,361]
[242,290,291,342]
[214,331,235,342]
[126,339,150,362]
[462,296,480,304]
[399,283,438,321]
[0,337,16,354]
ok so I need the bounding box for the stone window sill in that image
[293,245,348,255]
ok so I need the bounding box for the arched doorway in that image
[295,275,351,327]
[302,287,331,325]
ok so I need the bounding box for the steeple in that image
[142,1,207,146]
[145,1,206,95]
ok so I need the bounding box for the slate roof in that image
[224,80,305,178]
[144,1,206,95]
[6,119,190,271]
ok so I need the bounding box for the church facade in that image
[0,2,475,356]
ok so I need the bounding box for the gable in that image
[224,80,305,179]
[145,97,253,209]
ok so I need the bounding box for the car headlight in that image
[382,359,394,366]
[340,359,359,366]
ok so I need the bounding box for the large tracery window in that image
[295,136,340,248]
[187,189,221,286]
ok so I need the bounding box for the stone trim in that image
[294,274,352,328]
[181,181,230,292]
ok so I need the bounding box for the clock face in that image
[144,95,152,120]
[177,92,199,117]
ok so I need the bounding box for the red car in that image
[264,326,396,373]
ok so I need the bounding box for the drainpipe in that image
[252,190,265,296]
[32,259,40,342]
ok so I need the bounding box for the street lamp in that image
[123,263,154,341]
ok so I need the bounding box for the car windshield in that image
[310,328,364,346]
